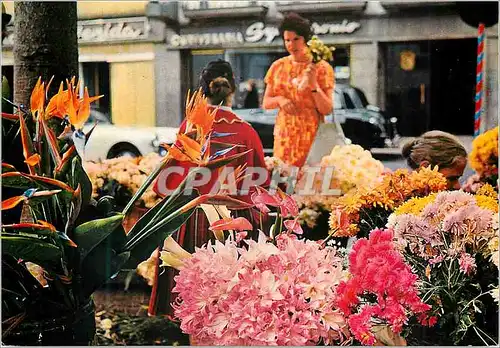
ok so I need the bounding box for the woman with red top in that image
[148,60,268,316]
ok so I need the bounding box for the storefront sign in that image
[169,20,361,47]
[2,18,152,48]
[77,18,151,43]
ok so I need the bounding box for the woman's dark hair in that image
[279,12,312,42]
[199,59,236,105]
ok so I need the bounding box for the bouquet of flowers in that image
[329,166,447,238]
[320,144,385,195]
[468,126,498,189]
[294,145,385,241]
[85,153,163,209]
[387,189,499,345]
[335,228,435,345]
[157,187,434,345]
[161,187,350,346]
[307,35,334,63]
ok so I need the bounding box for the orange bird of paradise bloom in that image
[31,76,103,129]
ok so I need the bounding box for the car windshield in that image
[349,87,370,108]
[87,109,111,124]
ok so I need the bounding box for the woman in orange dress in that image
[263,12,334,167]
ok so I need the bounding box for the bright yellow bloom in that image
[477,183,498,199]
[394,193,438,216]
[327,166,446,237]
[469,126,498,177]
[475,195,499,213]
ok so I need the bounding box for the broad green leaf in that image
[1,236,62,268]
[1,172,34,190]
[71,156,92,208]
[124,189,198,250]
[2,222,55,240]
[127,208,195,266]
[73,214,125,261]
[1,172,73,196]
[126,190,198,239]
[79,248,131,298]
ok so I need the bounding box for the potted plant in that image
[1,80,249,345]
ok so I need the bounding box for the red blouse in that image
[153,107,268,203]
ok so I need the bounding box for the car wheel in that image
[107,143,141,159]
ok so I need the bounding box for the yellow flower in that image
[394,193,437,216]
[477,183,498,199]
[475,195,499,213]
[469,126,498,176]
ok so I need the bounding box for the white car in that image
[83,108,178,162]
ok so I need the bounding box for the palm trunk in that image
[13,1,78,108]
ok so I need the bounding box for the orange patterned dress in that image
[265,56,334,167]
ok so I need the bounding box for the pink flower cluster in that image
[389,191,495,262]
[335,228,433,345]
[172,233,349,346]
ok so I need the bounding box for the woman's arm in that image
[262,87,296,114]
[311,85,333,115]
[305,63,333,115]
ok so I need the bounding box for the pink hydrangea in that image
[172,232,349,345]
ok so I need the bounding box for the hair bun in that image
[209,77,231,98]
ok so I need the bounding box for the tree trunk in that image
[13,1,78,108]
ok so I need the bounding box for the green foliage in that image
[1,81,249,342]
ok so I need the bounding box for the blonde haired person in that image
[402,130,467,190]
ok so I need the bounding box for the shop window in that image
[81,62,111,119]
[227,51,287,109]
[332,47,350,82]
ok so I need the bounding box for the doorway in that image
[428,39,476,134]
[384,39,476,136]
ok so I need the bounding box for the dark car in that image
[233,84,399,154]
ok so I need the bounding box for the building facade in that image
[2,1,498,136]
[2,1,178,127]
[154,0,498,136]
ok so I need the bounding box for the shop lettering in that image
[245,22,280,43]
[170,32,245,47]
[311,20,361,35]
[77,21,149,42]
[169,20,361,47]
[246,21,361,43]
